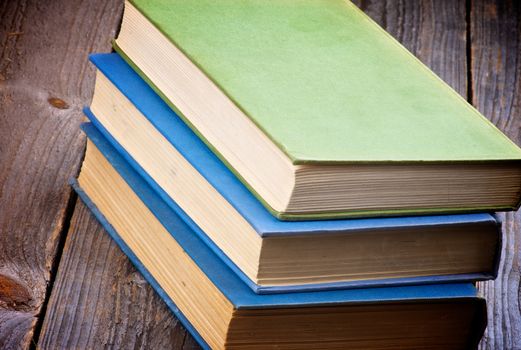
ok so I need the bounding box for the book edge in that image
[104,47,285,219]
[71,179,212,350]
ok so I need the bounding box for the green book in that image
[114,0,521,220]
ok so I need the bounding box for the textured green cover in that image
[125,0,521,164]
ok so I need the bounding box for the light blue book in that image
[73,123,487,349]
[85,53,501,293]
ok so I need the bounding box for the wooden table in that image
[1,1,519,349]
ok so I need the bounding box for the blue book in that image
[85,53,501,294]
[74,123,487,349]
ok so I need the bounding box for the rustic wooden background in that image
[0,0,519,349]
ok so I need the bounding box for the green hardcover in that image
[112,45,520,220]
[122,0,521,164]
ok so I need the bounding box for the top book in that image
[115,0,521,220]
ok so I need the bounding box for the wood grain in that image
[471,1,521,349]
[38,201,200,349]
[0,0,122,348]
[2,0,518,349]
[25,1,198,348]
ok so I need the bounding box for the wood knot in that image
[0,274,32,310]
[48,97,69,109]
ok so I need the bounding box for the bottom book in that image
[73,123,487,350]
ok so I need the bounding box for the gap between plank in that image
[466,0,474,104]
[29,187,79,349]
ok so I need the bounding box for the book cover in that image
[118,0,521,164]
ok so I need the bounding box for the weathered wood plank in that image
[352,0,468,96]
[38,201,200,349]
[471,1,521,349]
[0,0,122,348]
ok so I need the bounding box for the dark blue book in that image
[74,123,487,349]
[85,53,501,294]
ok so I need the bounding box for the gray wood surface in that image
[0,0,519,349]
[38,201,200,349]
[0,0,122,348]
[471,1,521,349]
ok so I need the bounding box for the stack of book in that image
[75,1,521,348]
